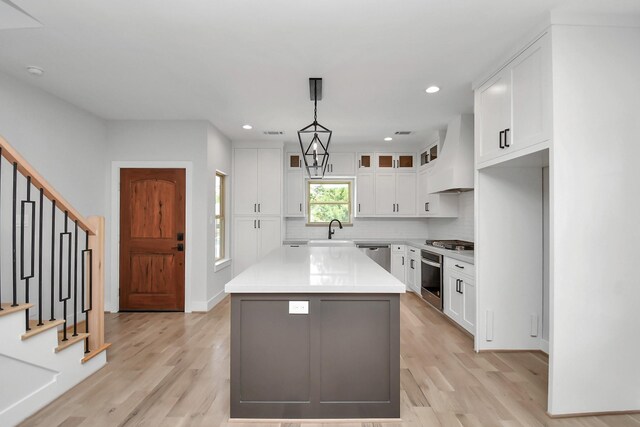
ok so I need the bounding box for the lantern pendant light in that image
[298,78,332,178]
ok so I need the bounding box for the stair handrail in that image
[0,135,96,235]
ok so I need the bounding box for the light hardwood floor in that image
[21,293,640,427]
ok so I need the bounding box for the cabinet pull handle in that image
[253,220,256,229]
[426,202,430,212]
[402,256,404,266]
[254,203,257,212]
[358,159,361,168]
[358,203,361,213]
[258,219,261,228]
[299,203,302,212]
[258,203,261,213]
[456,279,460,293]
[396,203,399,212]
[455,264,464,269]
[393,204,396,212]
[299,159,302,167]
[499,130,505,149]
[504,128,510,147]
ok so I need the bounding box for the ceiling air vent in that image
[263,131,285,135]
[394,131,412,135]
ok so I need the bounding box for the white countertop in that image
[225,246,406,294]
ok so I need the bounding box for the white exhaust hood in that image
[427,114,474,194]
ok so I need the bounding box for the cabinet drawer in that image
[392,244,405,253]
[445,258,475,278]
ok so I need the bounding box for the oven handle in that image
[421,258,441,268]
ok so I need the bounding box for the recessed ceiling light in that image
[26,66,44,76]
[242,124,253,130]
[425,86,440,94]
[384,137,393,142]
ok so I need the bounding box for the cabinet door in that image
[391,252,406,283]
[326,152,355,176]
[477,70,511,164]
[396,153,416,171]
[355,173,375,216]
[234,149,258,215]
[395,173,416,216]
[511,34,550,152]
[285,171,304,217]
[417,169,429,217]
[357,153,374,172]
[444,274,463,321]
[286,152,303,170]
[257,217,282,258]
[461,278,476,334]
[257,148,282,215]
[375,153,395,171]
[375,173,396,215]
[233,217,259,275]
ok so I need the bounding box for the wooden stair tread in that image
[82,342,111,364]
[56,332,90,353]
[0,303,33,317]
[22,319,65,340]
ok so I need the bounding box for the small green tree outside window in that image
[307,181,352,225]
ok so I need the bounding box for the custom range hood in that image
[427,114,474,194]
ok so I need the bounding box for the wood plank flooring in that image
[21,293,640,427]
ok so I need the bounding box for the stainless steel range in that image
[421,240,473,310]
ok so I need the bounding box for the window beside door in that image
[307,181,352,225]
[215,172,226,261]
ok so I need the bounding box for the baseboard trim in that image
[540,339,549,354]
[191,290,226,312]
[547,409,640,418]
[229,418,402,423]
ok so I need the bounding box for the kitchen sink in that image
[307,239,356,247]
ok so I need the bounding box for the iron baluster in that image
[59,211,71,342]
[21,176,36,331]
[37,188,44,326]
[73,220,78,337]
[11,162,17,306]
[49,200,56,321]
[82,230,92,353]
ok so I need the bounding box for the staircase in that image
[0,136,108,426]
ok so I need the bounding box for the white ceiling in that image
[0,0,638,145]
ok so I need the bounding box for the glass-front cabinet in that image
[286,152,303,170]
[356,153,374,172]
[375,153,416,171]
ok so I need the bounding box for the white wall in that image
[206,123,232,309]
[426,191,474,241]
[549,24,640,414]
[0,70,107,320]
[106,120,209,312]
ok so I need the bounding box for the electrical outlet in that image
[289,301,309,315]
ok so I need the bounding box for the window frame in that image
[306,180,353,226]
[215,171,226,261]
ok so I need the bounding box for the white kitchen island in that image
[225,245,405,419]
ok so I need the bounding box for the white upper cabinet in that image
[418,167,458,218]
[356,153,374,172]
[233,148,282,215]
[355,173,375,216]
[374,173,416,216]
[476,33,551,166]
[326,152,355,176]
[375,153,416,172]
[285,171,305,217]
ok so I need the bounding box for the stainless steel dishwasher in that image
[356,244,391,272]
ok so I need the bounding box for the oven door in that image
[421,250,443,310]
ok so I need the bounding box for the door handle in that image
[504,128,510,147]
[177,232,184,241]
[499,130,505,149]
[173,243,184,252]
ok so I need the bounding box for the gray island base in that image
[230,293,400,419]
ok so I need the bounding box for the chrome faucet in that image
[328,219,343,240]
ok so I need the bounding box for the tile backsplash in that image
[285,191,474,242]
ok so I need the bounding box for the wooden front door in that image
[120,168,185,311]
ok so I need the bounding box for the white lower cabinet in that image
[233,216,281,275]
[443,258,476,335]
[390,245,406,283]
[405,246,421,293]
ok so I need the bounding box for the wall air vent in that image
[394,131,412,135]
[263,131,285,135]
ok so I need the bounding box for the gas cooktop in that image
[425,239,474,251]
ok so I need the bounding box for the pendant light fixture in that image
[298,78,332,178]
